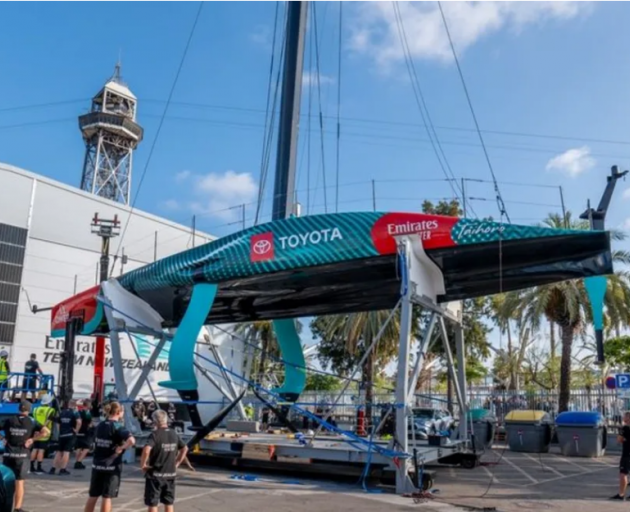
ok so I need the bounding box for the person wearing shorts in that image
[30,394,56,474]
[140,409,188,512]
[75,399,94,469]
[50,399,81,475]
[0,401,49,512]
[611,411,630,500]
[85,401,135,512]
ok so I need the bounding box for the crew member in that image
[75,399,94,469]
[22,354,42,401]
[84,401,135,512]
[50,399,81,475]
[0,401,49,512]
[140,409,188,512]
[0,350,11,401]
[611,411,630,500]
[30,394,56,474]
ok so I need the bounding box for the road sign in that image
[616,374,630,389]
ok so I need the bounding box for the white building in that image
[0,162,245,406]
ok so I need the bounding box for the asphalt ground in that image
[20,458,459,512]
[432,443,625,512]
[16,445,625,512]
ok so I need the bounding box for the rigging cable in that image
[254,2,282,225]
[335,1,343,213]
[112,1,204,263]
[312,2,329,213]
[437,1,510,223]
[391,2,476,218]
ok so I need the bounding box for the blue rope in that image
[100,301,408,460]
[359,428,383,494]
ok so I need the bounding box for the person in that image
[610,411,630,500]
[0,350,10,401]
[22,354,42,401]
[85,401,135,512]
[50,399,81,475]
[30,394,56,474]
[75,399,95,469]
[0,401,50,512]
[140,409,188,512]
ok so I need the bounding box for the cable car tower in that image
[79,62,144,205]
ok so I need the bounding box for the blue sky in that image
[2,1,630,354]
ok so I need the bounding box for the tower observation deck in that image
[79,63,144,205]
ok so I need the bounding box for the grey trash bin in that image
[555,411,607,458]
[468,409,496,451]
[505,410,552,453]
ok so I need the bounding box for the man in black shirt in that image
[75,399,94,470]
[50,399,81,475]
[0,401,49,512]
[140,409,188,512]
[85,401,135,512]
[22,354,42,401]
[611,412,630,500]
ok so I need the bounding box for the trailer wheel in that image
[421,473,434,491]
[461,455,478,469]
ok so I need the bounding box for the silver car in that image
[409,408,455,439]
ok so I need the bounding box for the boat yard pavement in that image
[23,460,458,512]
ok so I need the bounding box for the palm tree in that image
[504,211,630,412]
[311,310,401,428]
[236,321,277,386]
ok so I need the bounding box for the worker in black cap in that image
[0,401,50,512]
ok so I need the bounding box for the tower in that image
[79,63,143,205]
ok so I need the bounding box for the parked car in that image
[409,408,455,439]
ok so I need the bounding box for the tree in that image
[503,211,630,412]
[236,320,303,388]
[489,294,535,390]
[422,199,462,217]
[311,311,402,427]
[304,373,342,392]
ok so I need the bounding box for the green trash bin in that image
[468,409,496,451]
[505,410,552,453]
[555,411,607,458]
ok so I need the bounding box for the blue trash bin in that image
[555,411,607,458]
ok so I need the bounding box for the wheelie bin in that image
[555,411,607,457]
[504,410,552,453]
[468,409,497,451]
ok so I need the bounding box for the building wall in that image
[0,162,220,398]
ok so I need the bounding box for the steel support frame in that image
[394,245,467,495]
[102,299,248,427]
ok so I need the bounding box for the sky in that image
[2,1,630,358]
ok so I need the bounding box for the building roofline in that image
[0,161,214,241]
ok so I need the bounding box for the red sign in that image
[370,213,459,255]
[250,232,275,263]
[51,285,100,334]
[573,435,579,441]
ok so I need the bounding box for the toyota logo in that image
[253,239,272,255]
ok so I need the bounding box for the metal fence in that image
[244,388,628,431]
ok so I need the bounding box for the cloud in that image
[349,1,591,68]
[302,71,335,87]
[250,25,271,47]
[188,171,258,221]
[623,188,630,200]
[161,199,180,211]
[545,146,596,177]
[174,170,191,183]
